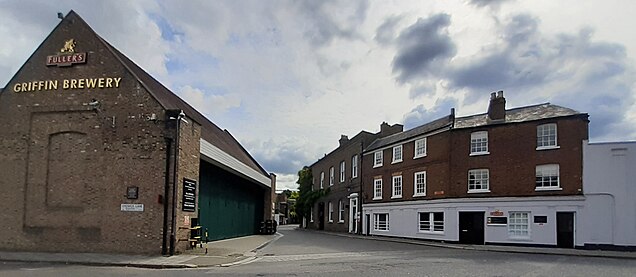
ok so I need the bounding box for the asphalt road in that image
[1,225,635,276]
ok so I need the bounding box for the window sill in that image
[508,236,531,241]
[413,194,426,197]
[419,231,444,235]
[328,220,333,223]
[469,151,490,156]
[535,187,562,191]
[391,160,403,164]
[338,221,345,224]
[536,146,560,151]
[391,195,402,199]
[372,197,382,201]
[413,154,427,159]
[467,189,491,194]
[373,164,383,168]
[373,229,389,232]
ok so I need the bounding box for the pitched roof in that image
[310,130,375,167]
[68,11,269,177]
[454,103,585,129]
[365,115,454,152]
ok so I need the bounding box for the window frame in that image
[392,145,403,164]
[413,171,427,197]
[418,212,444,234]
[391,175,403,199]
[414,138,427,159]
[329,167,334,186]
[373,178,383,200]
[320,172,324,189]
[328,202,333,223]
[373,213,389,231]
[352,155,358,178]
[468,168,490,193]
[374,151,383,168]
[508,211,530,238]
[536,123,559,150]
[535,164,561,191]
[338,200,345,223]
[339,161,345,183]
[470,131,489,156]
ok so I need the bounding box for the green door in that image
[198,161,265,241]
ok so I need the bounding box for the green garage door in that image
[198,161,265,241]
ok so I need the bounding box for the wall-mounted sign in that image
[126,186,139,199]
[490,210,504,216]
[534,216,548,224]
[46,39,87,67]
[487,216,507,225]
[182,178,196,212]
[121,203,144,212]
[12,77,122,93]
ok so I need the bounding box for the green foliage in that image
[295,166,329,219]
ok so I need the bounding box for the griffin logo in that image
[46,39,87,67]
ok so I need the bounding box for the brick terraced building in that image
[0,11,274,255]
[307,124,402,233]
[361,92,590,248]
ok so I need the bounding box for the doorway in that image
[349,196,358,233]
[557,212,575,248]
[459,212,485,244]
[318,202,325,230]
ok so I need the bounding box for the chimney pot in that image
[487,90,506,121]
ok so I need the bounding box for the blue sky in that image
[2,0,635,190]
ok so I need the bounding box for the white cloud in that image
[179,85,241,116]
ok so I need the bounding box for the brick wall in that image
[0,15,171,254]
[448,116,588,198]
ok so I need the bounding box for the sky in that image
[2,0,635,191]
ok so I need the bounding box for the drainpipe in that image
[161,138,172,256]
[358,141,364,235]
[169,110,185,256]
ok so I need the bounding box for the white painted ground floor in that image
[362,196,587,248]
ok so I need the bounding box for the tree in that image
[295,166,328,226]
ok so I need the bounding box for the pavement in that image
[0,233,280,269]
[304,228,636,260]
[0,224,633,269]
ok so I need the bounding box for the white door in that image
[349,196,358,233]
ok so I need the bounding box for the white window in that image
[468,169,490,192]
[340,161,345,183]
[373,213,389,231]
[537,123,558,149]
[414,171,426,197]
[536,164,560,190]
[374,151,383,167]
[320,172,324,189]
[352,155,358,178]
[310,206,314,222]
[338,200,345,223]
[508,212,530,237]
[329,167,334,186]
[419,212,444,233]
[373,178,383,200]
[470,131,489,155]
[414,138,427,158]
[392,145,403,163]
[328,202,333,222]
[392,175,402,198]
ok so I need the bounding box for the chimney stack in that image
[339,135,349,146]
[379,122,404,137]
[487,90,506,121]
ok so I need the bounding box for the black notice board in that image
[487,216,508,225]
[182,178,196,212]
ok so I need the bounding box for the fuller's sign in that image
[46,39,87,67]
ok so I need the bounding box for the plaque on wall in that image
[182,178,197,212]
